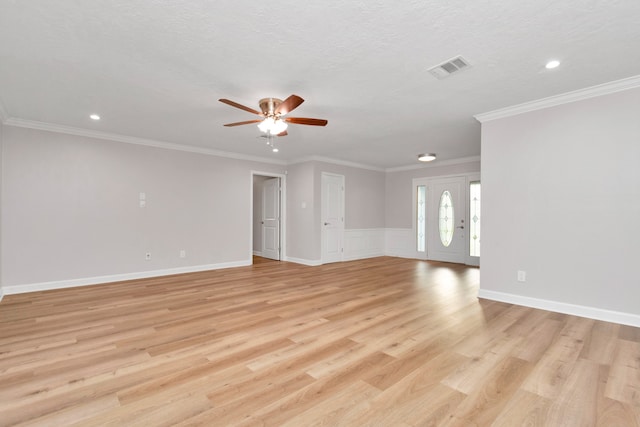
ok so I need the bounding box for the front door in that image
[321,173,344,264]
[261,177,280,260]
[427,177,466,263]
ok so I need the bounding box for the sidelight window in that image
[416,185,426,252]
[469,181,481,257]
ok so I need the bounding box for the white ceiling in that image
[1,1,639,169]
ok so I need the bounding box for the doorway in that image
[414,175,475,264]
[251,172,286,262]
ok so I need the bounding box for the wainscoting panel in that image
[384,228,416,259]
[343,229,385,261]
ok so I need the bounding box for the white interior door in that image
[321,173,344,264]
[261,177,280,260]
[427,177,466,263]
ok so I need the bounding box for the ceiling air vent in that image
[428,56,472,79]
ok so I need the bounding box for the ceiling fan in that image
[219,94,328,136]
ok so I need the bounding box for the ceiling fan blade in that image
[223,119,263,127]
[276,130,288,137]
[284,117,328,126]
[274,95,304,116]
[219,99,263,116]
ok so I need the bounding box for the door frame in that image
[261,176,281,260]
[412,172,480,265]
[250,171,286,264]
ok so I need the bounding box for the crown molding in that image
[475,74,640,123]
[4,116,480,172]
[288,155,385,172]
[385,155,481,172]
[4,118,287,165]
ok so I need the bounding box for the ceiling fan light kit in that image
[257,116,288,135]
[219,94,328,150]
[418,153,437,162]
[545,59,560,69]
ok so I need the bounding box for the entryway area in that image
[413,174,480,266]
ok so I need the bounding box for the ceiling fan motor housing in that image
[259,98,283,116]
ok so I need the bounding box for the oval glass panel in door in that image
[439,190,454,247]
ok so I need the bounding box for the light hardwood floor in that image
[1,256,639,426]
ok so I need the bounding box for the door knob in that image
[324,222,330,226]
[456,226,464,229]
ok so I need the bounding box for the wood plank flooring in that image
[1,256,639,426]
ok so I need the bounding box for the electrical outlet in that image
[145,252,151,260]
[179,250,186,258]
[517,270,526,282]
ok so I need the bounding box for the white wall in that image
[0,120,3,300]
[1,126,285,292]
[0,130,398,290]
[285,161,318,262]
[480,87,640,325]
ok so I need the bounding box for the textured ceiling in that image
[1,0,639,168]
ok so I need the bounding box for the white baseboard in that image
[478,289,640,328]
[343,252,385,262]
[284,256,322,266]
[252,250,263,257]
[0,287,4,302]
[3,260,252,295]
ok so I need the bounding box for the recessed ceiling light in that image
[545,60,560,69]
[272,148,279,153]
[418,153,436,162]
[89,114,100,120]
